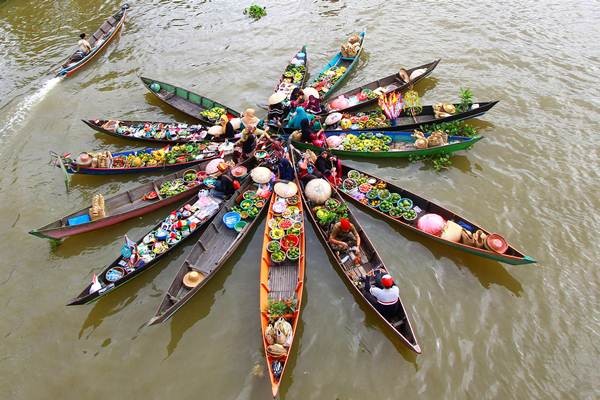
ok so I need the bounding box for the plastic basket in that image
[222,211,241,229]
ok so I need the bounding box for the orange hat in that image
[340,218,351,231]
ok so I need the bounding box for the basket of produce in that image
[222,211,241,229]
[325,198,341,211]
[368,199,381,208]
[234,220,247,232]
[347,170,361,179]
[255,199,266,208]
[240,199,254,210]
[231,165,248,179]
[358,183,371,193]
[143,191,158,201]
[286,195,299,205]
[183,169,197,182]
[366,190,379,200]
[342,178,357,191]
[280,234,300,251]
[398,198,413,211]
[402,209,418,222]
[389,193,401,203]
[278,219,293,230]
[286,247,300,261]
[270,250,286,264]
[378,201,393,214]
[243,190,256,200]
[378,189,390,200]
[267,241,281,253]
[269,228,285,240]
[389,207,403,217]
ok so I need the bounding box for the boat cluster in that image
[39,6,535,396]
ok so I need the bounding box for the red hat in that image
[339,218,351,231]
[232,180,241,190]
[381,274,394,288]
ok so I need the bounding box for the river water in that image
[1,0,599,399]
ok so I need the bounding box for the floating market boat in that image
[67,191,226,305]
[140,76,241,125]
[82,119,214,144]
[54,143,230,175]
[322,101,499,133]
[324,59,440,113]
[260,179,305,397]
[289,147,420,353]
[29,154,255,241]
[308,30,366,100]
[292,130,482,159]
[338,165,536,265]
[273,46,308,98]
[56,4,129,77]
[148,177,272,325]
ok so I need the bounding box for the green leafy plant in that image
[267,297,297,317]
[421,121,478,138]
[244,4,267,20]
[408,152,453,172]
[457,87,473,112]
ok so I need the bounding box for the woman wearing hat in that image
[362,271,400,319]
[267,92,287,126]
[235,125,270,160]
[240,108,265,130]
[207,163,240,199]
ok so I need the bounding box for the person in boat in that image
[289,88,304,107]
[235,125,269,160]
[286,106,314,130]
[362,272,400,319]
[240,108,265,130]
[207,163,240,199]
[267,92,287,126]
[315,149,341,185]
[329,217,361,262]
[63,33,92,67]
[277,156,295,181]
[304,95,322,114]
[219,114,237,140]
[297,151,321,183]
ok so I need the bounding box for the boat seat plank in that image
[107,16,116,25]
[268,264,297,300]
[168,96,203,115]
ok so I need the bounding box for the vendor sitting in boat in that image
[63,33,92,67]
[267,92,287,126]
[219,114,237,139]
[297,150,321,183]
[329,217,361,263]
[315,150,340,185]
[240,108,265,130]
[235,124,269,160]
[207,163,240,199]
[362,272,400,319]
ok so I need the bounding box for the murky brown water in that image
[1,0,599,398]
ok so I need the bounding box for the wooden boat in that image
[292,130,482,159]
[323,59,440,113]
[324,101,499,133]
[67,191,227,306]
[82,119,215,144]
[56,4,129,77]
[30,154,252,241]
[140,76,241,125]
[308,30,366,100]
[55,144,228,175]
[273,46,308,98]
[289,146,420,353]
[337,164,536,265]
[148,177,272,324]
[259,180,305,397]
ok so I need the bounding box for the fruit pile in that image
[200,106,226,122]
[266,195,303,263]
[338,132,392,152]
[283,64,306,84]
[311,66,347,96]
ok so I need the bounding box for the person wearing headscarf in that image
[240,108,265,130]
[300,119,312,143]
[236,125,270,160]
[304,95,322,114]
[289,88,304,105]
[286,106,314,130]
[219,114,237,139]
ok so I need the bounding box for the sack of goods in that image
[89,194,106,221]
[433,103,456,119]
[341,34,361,57]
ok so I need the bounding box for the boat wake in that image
[0,76,62,143]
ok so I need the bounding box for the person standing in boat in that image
[362,272,400,319]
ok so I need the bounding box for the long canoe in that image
[57,144,228,175]
[337,165,536,265]
[67,193,226,305]
[323,101,499,133]
[82,119,214,144]
[273,46,308,98]
[140,76,241,125]
[289,146,420,353]
[324,59,440,113]
[308,30,366,100]
[56,4,128,77]
[29,153,252,241]
[148,178,272,324]
[260,181,305,397]
[293,130,482,159]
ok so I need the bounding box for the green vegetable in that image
[243,4,267,20]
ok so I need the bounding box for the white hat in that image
[268,92,287,105]
[324,112,343,126]
[303,87,320,99]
